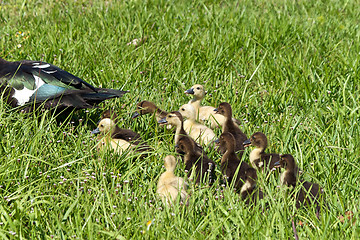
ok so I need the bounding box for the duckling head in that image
[184,84,206,100]
[164,155,177,172]
[92,118,116,135]
[176,136,195,154]
[275,154,296,171]
[243,132,268,150]
[179,104,196,120]
[102,110,118,121]
[219,132,236,152]
[132,101,157,118]
[214,102,232,118]
[158,111,183,126]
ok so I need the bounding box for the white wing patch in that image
[13,74,46,105]
[32,63,51,69]
[42,70,57,74]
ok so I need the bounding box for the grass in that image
[1,0,360,238]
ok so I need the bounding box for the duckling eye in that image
[100,124,104,128]
[181,108,185,111]
[168,115,172,118]
[196,87,200,90]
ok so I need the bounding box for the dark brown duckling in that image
[158,111,203,155]
[214,102,247,158]
[131,101,168,121]
[240,168,264,205]
[101,109,118,121]
[176,136,216,185]
[218,132,251,192]
[275,154,323,216]
[243,132,280,170]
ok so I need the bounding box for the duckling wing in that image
[261,153,281,169]
[111,129,141,141]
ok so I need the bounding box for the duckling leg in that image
[291,217,299,240]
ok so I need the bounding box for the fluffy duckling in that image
[179,103,216,146]
[240,168,264,204]
[132,101,168,121]
[275,154,323,215]
[92,117,150,154]
[243,132,280,170]
[157,155,188,206]
[158,111,203,154]
[185,84,240,129]
[0,58,127,112]
[218,132,251,191]
[214,102,247,157]
[176,136,216,185]
[132,101,173,129]
[101,109,119,123]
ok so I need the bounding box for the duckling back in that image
[156,155,188,206]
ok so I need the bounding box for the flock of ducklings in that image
[91,84,323,213]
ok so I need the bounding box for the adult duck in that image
[0,58,127,112]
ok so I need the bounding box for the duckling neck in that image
[174,123,186,145]
[183,119,196,131]
[280,170,295,186]
[161,171,176,182]
[222,118,233,132]
[221,149,238,164]
[249,147,263,164]
[189,98,201,111]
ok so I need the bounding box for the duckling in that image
[0,58,127,112]
[131,101,168,121]
[157,155,188,206]
[158,111,203,154]
[179,104,216,146]
[132,101,173,129]
[102,109,118,120]
[240,168,264,204]
[214,102,247,157]
[185,84,240,129]
[218,132,251,191]
[92,117,150,154]
[243,132,280,170]
[176,136,216,185]
[275,154,323,215]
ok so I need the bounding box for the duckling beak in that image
[243,139,251,147]
[273,161,281,168]
[131,111,140,118]
[213,108,219,114]
[175,144,179,148]
[158,117,168,125]
[214,139,220,144]
[91,128,100,135]
[184,88,194,94]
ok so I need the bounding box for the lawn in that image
[0,0,359,239]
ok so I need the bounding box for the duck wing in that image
[0,58,127,110]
